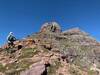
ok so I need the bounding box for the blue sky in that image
[0,0,100,45]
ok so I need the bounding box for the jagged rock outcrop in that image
[0,21,100,75]
[40,22,61,33]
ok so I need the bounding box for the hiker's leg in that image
[8,42,11,48]
[11,41,15,48]
[10,42,13,48]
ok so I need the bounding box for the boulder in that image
[20,61,45,75]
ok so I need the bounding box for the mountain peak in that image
[40,21,61,33]
[0,22,100,75]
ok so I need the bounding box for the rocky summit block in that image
[40,22,61,33]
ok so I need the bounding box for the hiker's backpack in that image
[8,35,16,41]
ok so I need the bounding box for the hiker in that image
[7,32,16,48]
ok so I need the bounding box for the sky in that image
[0,0,100,45]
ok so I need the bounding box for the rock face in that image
[20,61,45,75]
[40,22,61,33]
[0,21,100,75]
[63,27,88,35]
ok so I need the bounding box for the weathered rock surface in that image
[20,61,45,75]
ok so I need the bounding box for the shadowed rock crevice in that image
[41,63,50,75]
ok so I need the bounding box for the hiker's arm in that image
[7,35,10,40]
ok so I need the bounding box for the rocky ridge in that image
[0,22,100,75]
